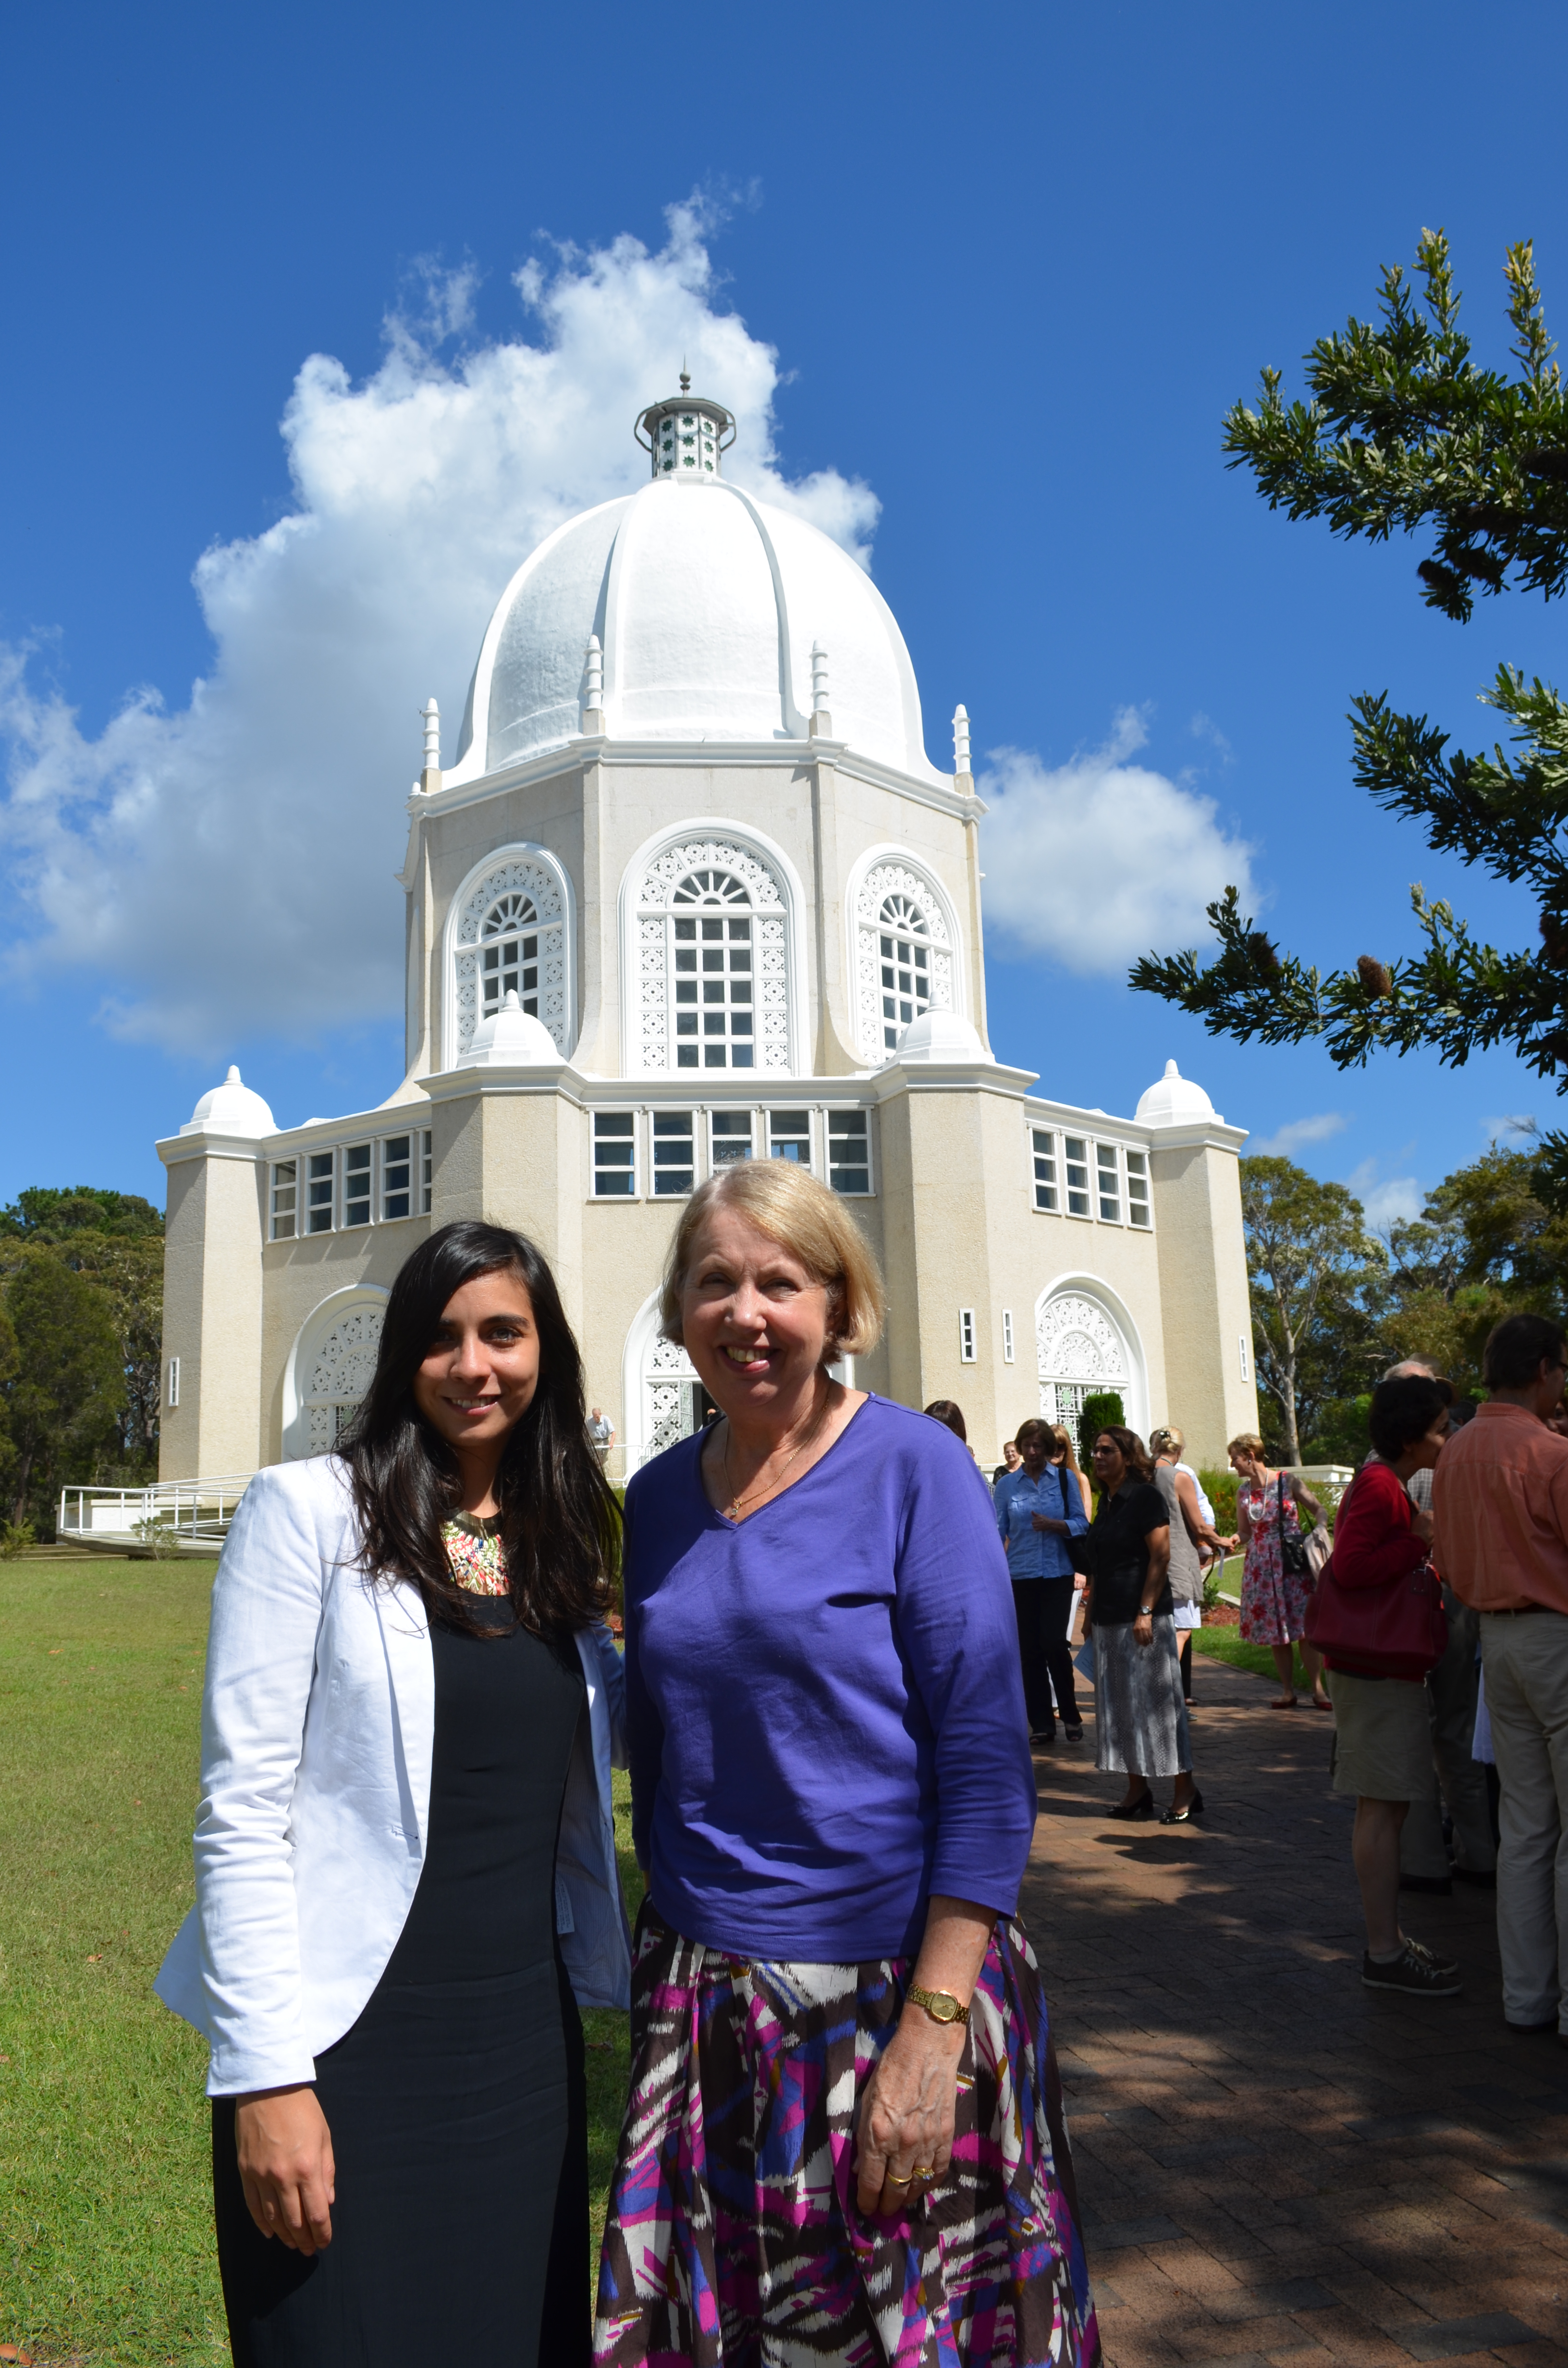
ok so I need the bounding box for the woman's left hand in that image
[854,2010,966,2215]
[1132,1610,1155,1649]
[853,1894,993,2217]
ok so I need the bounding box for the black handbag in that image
[1277,1472,1310,1577]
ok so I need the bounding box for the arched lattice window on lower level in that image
[304,1305,384,1454]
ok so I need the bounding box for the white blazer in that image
[155,1455,632,2096]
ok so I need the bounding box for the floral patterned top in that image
[442,1512,508,1596]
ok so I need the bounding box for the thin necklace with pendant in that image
[722,1395,830,1522]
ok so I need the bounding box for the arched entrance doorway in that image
[1035,1284,1143,1437]
[282,1288,390,1459]
[622,1293,718,1474]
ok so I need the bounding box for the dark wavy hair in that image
[1368,1374,1450,1462]
[338,1221,617,1639]
[1091,1423,1155,1490]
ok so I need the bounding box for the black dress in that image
[211,1590,589,2367]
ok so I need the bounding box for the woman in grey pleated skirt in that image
[1083,1427,1201,1825]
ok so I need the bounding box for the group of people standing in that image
[158,1170,1101,2368]
[1310,1318,1568,2023]
[950,1407,1224,1823]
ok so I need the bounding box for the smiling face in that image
[678,1204,834,1424]
[411,1267,541,1459]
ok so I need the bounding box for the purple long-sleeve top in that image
[623,1394,1039,1961]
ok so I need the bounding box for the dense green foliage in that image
[1076,1391,1124,1465]
[1131,231,1568,1191]
[1242,1158,1384,1463]
[1240,1135,1568,1464]
[0,1188,164,1530]
[0,1554,640,2360]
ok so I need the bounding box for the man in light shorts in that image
[587,1406,615,1469]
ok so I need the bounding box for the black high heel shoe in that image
[1160,1789,1205,1825]
[1109,1786,1154,1820]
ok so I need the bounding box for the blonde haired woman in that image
[595,1160,1098,2368]
[1228,1431,1328,1710]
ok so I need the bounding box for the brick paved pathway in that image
[1022,1655,1568,2368]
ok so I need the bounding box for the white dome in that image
[181,1064,276,1137]
[459,990,562,1067]
[447,479,942,786]
[1135,1059,1220,1127]
[892,1011,988,1064]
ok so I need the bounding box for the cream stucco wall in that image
[159,1147,266,1480]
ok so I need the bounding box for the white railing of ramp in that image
[57,1473,255,1553]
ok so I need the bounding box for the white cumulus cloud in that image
[978,709,1256,976]
[1345,1157,1424,1230]
[0,198,879,1057]
[1249,1112,1349,1157]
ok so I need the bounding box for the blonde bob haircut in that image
[659,1159,885,1362]
[1226,1431,1266,1460]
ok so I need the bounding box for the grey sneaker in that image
[1403,1934,1460,1976]
[1362,1944,1461,1997]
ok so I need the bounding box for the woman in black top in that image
[1083,1427,1200,1824]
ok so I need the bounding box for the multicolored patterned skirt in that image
[593,1904,1100,2368]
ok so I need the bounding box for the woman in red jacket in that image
[1326,1373,1459,1999]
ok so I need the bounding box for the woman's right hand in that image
[234,2085,336,2254]
[1411,1505,1435,1547]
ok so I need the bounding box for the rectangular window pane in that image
[593,1111,637,1197]
[1030,1128,1057,1213]
[652,1111,694,1196]
[769,1110,811,1164]
[306,1150,334,1233]
[270,1159,297,1241]
[1064,1135,1090,1219]
[1002,1308,1015,1364]
[1097,1143,1120,1223]
[674,912,754,1069]
[711,1111,752,1165]
[828,1108,870,1195]
[1126,1147,1151,1228]
[420,1130,433,1215]
[343,1142,372,1228]
[959,1308,977,1364]
[382,1134,411,1221]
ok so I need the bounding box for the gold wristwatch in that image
[906,1983,969,2025]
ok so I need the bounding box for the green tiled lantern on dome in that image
[635,372,735,481]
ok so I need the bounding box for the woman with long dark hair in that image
[1081,1426,1200,1823]
[156,1221,629,2368]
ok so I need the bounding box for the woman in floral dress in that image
[1228,1432,1328,1710]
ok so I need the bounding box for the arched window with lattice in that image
[853,860,955,1060]
[633,836,791,1073]
[449,851,571,1061]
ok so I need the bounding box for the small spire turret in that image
[420,697,441,792]
[953,703,972,786]
[635,374,735,481]
[808,642,833,740]
[583,635,605,733]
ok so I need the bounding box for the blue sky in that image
[3,0,1565,1225]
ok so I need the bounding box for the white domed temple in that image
[154,381,1258,1482]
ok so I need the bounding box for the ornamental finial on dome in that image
[635,377,735,481]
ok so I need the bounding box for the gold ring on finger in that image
[913,2165,936,2180]
[885,2172,911,2186]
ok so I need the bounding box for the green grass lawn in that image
[1192,1624,1321,1692]
[0,1554,643,2366]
